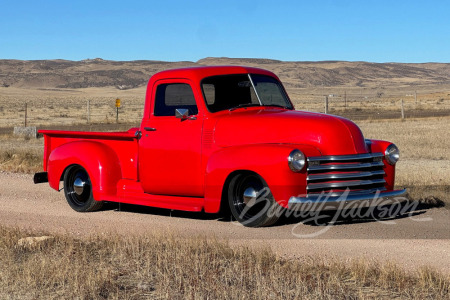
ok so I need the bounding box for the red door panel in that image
[139,79,204,197]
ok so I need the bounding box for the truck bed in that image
[40,128,139,181]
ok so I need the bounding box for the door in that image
[139,79,204,197]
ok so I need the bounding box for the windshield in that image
[201,74,293,113]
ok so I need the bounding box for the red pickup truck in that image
[34,66,405,227]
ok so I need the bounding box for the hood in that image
[213,108,367,155]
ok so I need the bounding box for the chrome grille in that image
[306,153,386,197]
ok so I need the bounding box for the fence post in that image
[87,100,90,124]
[24,102,28,127]
[401,99,405,119]
[344,90,347,109]
[324,96,329,114]
[415,91,417,105]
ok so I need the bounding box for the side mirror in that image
[175,108,190,120]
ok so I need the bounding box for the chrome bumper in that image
[288,189,407,211]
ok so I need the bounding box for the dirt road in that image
[1,172,449,273]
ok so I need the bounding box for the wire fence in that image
[290,92,450,120]
[0,97,144,129]
[0,91,449,130]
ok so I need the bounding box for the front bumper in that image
[288,189,407,211]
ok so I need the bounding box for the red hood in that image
[213,108,367,155]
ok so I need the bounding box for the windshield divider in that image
[247,74,262,106]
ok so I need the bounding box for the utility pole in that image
[325,96,329,114]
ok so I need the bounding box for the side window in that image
[154,83,198,116]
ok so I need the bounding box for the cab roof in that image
[149,66,279,83]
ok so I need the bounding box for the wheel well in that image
[59,164,78,189]
[60,164,73,180]
[220,170,258,214]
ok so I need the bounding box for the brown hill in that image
[1,57,449,90]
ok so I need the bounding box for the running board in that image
[99,179,204,212]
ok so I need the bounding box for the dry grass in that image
[0,87,145,127]
[356,117,450,207]
[291,93,450,118]
[0,226,448,299]
[0,134,43,173]
[357,117,450,162]
[1,85,449,127]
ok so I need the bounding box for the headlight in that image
[385,144,400,165]
[288,149,306,172]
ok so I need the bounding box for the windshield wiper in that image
[263,104,290,109]
[229,103,261,111]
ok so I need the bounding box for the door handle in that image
[144,127,157,131]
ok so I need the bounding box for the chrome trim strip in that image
[288,189,407,211]
[307,170,385,181]
[307,179,386,190]
[307,161,384,171]
[308,187,387,198]
[307,152,384,162]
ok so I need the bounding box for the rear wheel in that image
[63,165,102,212]
[227,173,280,227]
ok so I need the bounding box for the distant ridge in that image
[1,57,449,90]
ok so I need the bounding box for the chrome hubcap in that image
[73,177,85,195]
[243,187,257,205]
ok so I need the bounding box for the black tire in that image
[63,165,103,212]
[227,173,280,227]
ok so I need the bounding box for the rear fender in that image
[47,141,122,199]
[204,144,321,213]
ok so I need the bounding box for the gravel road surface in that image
[1,172,449,273]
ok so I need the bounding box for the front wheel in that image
[227,173,280,227]
[63,165,102,212]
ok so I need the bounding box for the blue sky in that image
[1,0,449,62]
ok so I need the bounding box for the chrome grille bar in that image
[308,161,384,172]
[319,187,387,198]
[307,179,386,191]
[306,152,386,195]
[308,152,384,162]
[307,170,385,181]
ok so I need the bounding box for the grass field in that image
[1,85,449,127]
[0,101,448,299]
[357,117,450,205]
[1,226,448,299]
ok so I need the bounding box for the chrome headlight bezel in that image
[288,149,306,172]
[385,144,400,165]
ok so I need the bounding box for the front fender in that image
[204,144,321,213]
[367,139,396,190]
[47,141,122,200]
